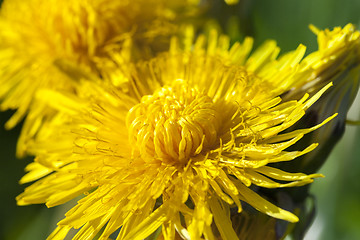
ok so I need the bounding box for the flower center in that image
[126,80,221,164]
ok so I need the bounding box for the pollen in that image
[127,80,222,164]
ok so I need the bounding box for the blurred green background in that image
[1,0,360,239]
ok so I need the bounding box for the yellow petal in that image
[208,196,239,240]
[234,181,298,223]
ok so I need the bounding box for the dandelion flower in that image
[17,33,335,240]
[0,0,199,156]
[281,24,360,173]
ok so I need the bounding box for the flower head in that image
[281,24,360,173]
[17,34,334,239]
[0,0,199,157]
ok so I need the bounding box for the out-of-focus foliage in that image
[0,0,360,239]
[304,95,360,240]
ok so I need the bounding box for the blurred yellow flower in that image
[224,0,239,5]
[0,0,199,157]
[17,33,335,239]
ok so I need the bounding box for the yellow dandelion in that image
[281,24,360,173]
[0,0,199,157]
[128,25,307,100]
[285,23,360,102]
[17,33,336,240]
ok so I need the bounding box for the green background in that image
[1,0,360,239]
